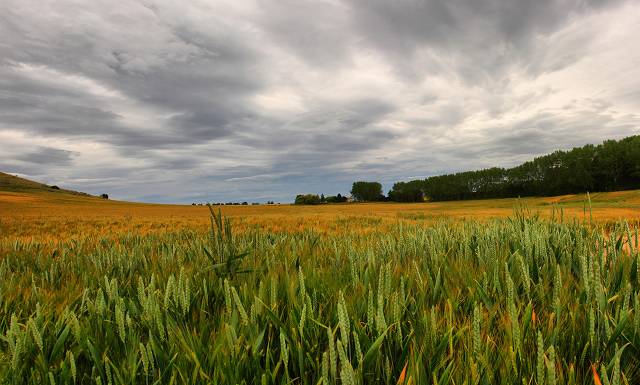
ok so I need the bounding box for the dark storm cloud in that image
[347,0,624,81]
[254,0,354,68]
[17,146,78,165]
[0,0,638,202]
[0,146,78,177]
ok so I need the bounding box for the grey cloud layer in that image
[0,0,638,202]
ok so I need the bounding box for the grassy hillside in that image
[0,171,93,197]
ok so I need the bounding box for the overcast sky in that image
[1,0,639,203]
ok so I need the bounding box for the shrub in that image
[325,193,348,203]
[295,194,322,205]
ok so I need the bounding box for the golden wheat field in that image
[2,188,639,242]
[2,184,640,384]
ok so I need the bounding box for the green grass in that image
[0,172,92,197]
[1,208,640,384]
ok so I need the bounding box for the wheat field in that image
[1,190,640,383]
[2,189,640,240]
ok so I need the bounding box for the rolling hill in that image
[0,171,93,197]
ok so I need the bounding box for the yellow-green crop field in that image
[1,188,640,384]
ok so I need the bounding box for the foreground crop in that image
[1,212,639,384]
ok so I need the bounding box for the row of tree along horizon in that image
[296,135,640,204]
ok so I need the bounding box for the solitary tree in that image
[351,181,383,202]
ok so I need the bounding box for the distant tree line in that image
[297,136,639,204]
[387,135,640,202]
[192,201,278,206]
[294,193,348,205]
[295,182,386,204]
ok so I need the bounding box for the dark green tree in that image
[294,194,322,205]
[387,135,640,202]
[388,180,425,202]
[325,193,348,203]
[351,181,384,202]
